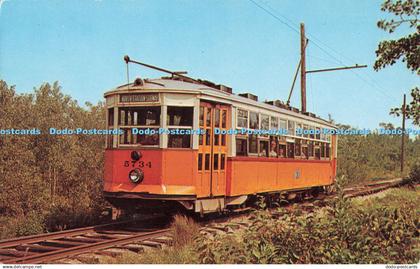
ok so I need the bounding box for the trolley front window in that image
[118,106,161,146]
[119,107,160,126]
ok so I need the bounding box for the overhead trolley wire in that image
[248,0,300,35]
[248,0,397,106]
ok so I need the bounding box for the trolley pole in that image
[300,23,307,113]
[401,94,406,174]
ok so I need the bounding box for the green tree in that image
[0,80,107,238]
[374,0,419,125]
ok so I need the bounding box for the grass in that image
[101,246,199,264]
[171,214,200,247]
[101,214,201,264]
[100,187,419,264]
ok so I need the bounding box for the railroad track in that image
[0,177,410,264]
[0,218,172,264]
[343,177,407,198]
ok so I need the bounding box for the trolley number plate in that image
[123,160,152,168]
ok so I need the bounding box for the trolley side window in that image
[167,107,193,126]
[167,106,193,148]
[237,109,248,129]
[270,116,278,130]
[236,137,247,156]
[287,120,295,136]
[309,126,315,139]
[326,143,331,159]
[249,112,259,129]
[296,123,303,137]
[295,139,301,157]
[108,108,114,126]
[168,133,191,148]
[260,114,269,130]
[308,141,314,158]
[316,127,321,140]
[279,119,287,132]
[314,142,321,159]
[321,143,326,158]
[249,134,258,154]
[269,137,278,157]
[259,140,269,157]
[279,144,287,158]
[107,108,115,149]
[287,142,295,158]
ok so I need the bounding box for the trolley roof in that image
[104,78,337,129]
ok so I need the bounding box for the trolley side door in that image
[197,101,229,197]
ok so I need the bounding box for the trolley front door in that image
[198,102,229,197]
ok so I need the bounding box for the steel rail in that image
[0,178,408,264]
[0,220,133,249]
[344,178,405,198]
[2,228,171,264]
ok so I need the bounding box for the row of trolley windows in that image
[113,107,193,148]
[237,109,331,141]
[236,136,331,159]
[117,107,193,127]
[198,153,226,171]
[118,129,192,148]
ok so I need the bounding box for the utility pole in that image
[288,23,367,112]
[401,94,406,174]
[300,23,307,113]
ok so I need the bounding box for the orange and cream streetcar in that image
[103,56,337,217]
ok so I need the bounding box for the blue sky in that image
[0,0,418,129]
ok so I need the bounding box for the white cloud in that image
[0,0,10,14]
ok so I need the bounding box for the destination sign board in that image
[120,93,159,103]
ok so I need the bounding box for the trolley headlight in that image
[129,169,144,184]
[131,151,141,161]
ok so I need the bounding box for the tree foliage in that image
[374,0,419,73]
[390,86,420,125]
[336,123,420,184]
[374,0,420,126]
[0,80,106,238]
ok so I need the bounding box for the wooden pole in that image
[300,23,306,113]
[287,59,301,106]
[401,94,406,173]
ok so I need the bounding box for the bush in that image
[45,198,103,231]
[409,161,420,183]
[0,213,46,239]
[13,212,46,237]
[195,187,420,264]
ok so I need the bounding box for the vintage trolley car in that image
[103,57,337,216]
